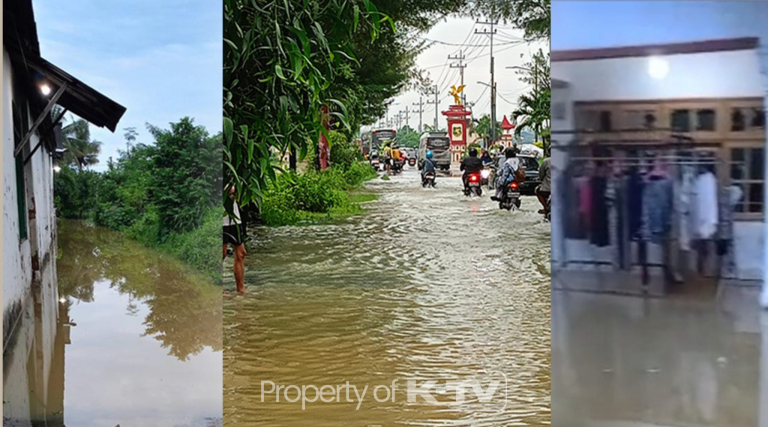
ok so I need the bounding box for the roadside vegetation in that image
[223,0,550,218]
[260,131,377,226]
[54,117,222,279]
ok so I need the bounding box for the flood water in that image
[223,168,551,426]
[3,220,223,427]
[552,286,768,427]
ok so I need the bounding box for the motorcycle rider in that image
[460,147,484,190]
[392,144,403,172]
[480,149,493,165]
[536,155,551,214]
[492,147,521,201]
[421,151,436,182]
[382,142,393,173]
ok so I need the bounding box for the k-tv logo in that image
[261,371,508,411]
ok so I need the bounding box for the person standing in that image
[223,185,246,294]
[536,156,551,214]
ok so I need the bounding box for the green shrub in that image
[259,161,376,226]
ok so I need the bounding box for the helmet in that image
[469,148,478,157]
[426,151,433,159]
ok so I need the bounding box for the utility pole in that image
[448,50,467,106]
[475,12,498,145]
[412,97,425,133]
[426,84,439,132]
[404,106,410,129]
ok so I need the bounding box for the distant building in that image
[498,115,516,148]
[3,0,125,422]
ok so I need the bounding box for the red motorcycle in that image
[463,171,483,196]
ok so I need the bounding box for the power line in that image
[420,37,521,47]
[465,42,525,66]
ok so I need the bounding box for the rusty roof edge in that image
[10,50,127,132]
[552,37,760,62]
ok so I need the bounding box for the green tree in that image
[149,118,221,240]
[472,115,502,144]
[60,116,103,171]
[396,125,420,148]
[223,0,386,215]
[462,0,550,40]
[512,90,550,151]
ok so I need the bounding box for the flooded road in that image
[223,168,551,426]
[552,286,768,427]
[3,220,222,427]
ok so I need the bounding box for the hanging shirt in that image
[627,169,644,240]
[642,177,673,243]
[693,172,718,239]
[679,165,695,250]
[590,176,610,247]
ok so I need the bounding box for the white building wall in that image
[3,48,33,323]
[3,47,59,369]
[552,49,764,101]
[552,48,766,282]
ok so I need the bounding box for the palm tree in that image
[512,90,550,153]
[472,115,502,144]
[53,106,102,171]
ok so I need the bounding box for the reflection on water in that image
[224,170,552,426]
[3,220,223,427]
[552,286,768,427]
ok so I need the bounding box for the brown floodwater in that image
[3,220,223,427]
[552,286,768,427]
[223,169,552,426]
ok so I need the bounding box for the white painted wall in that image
[552,47,766,284]
[3,46,59,339]
[3,48,32,319]
[552,49,764,101]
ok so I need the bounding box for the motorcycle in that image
[499,181,522,211]
[408,157,416,167]
[463,171,483,196]
[487,163,498,190]
[422,171,436,188]
[370,158,380,171]
[481,165,491,186]
[387,158,401,175]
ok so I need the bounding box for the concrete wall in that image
[3,46,59,359]
[3,48,33,332]
[551,47,766,282]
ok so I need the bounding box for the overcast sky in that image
[381,17,549,133]
[34,0,223,171]
[552,0,768,50]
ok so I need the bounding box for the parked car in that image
[517,155,542,195]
